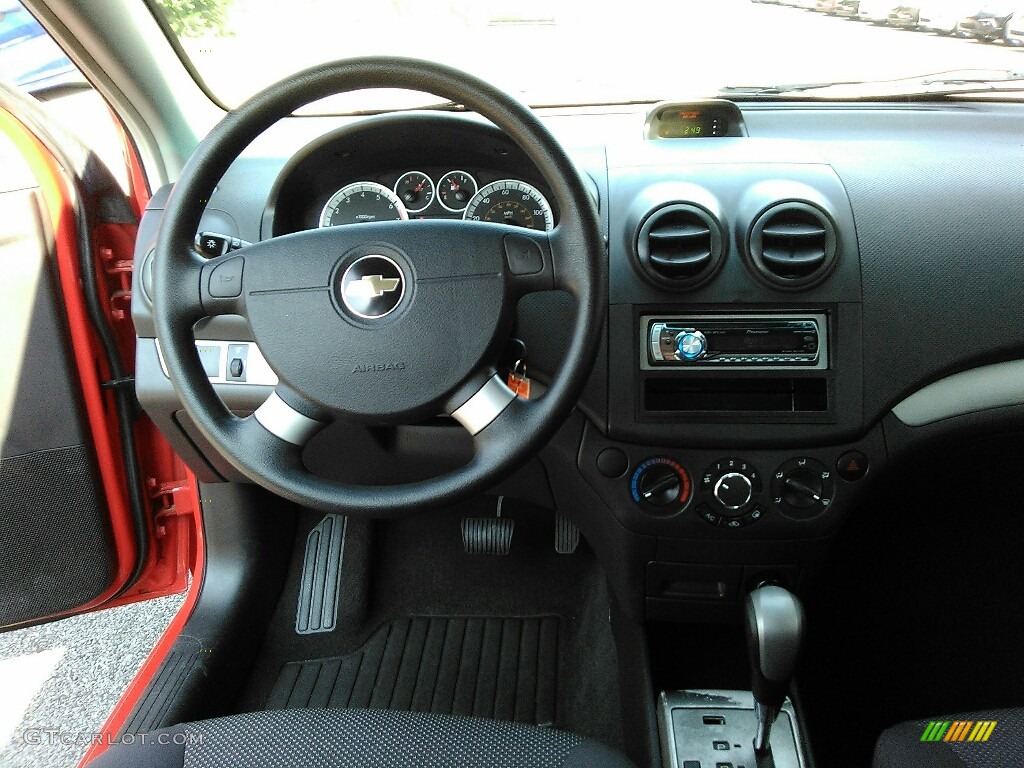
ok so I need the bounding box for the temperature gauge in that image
[394,170,434,214]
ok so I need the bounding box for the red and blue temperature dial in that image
[630,457,692,511]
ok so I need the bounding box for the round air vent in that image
[747,202,837,288]
[635,203,724,289]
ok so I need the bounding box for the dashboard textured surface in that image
[823,139,1024,416]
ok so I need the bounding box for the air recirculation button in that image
[635,204,724,289]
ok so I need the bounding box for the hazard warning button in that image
[836,451,868,482]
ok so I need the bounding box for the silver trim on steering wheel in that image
[254,392,323,445]
[450,375,517,435]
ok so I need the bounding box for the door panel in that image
[0,81,199,632]
[0,159,115,626]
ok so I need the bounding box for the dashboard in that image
[132,100,1024,623]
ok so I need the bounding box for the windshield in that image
[149,0,1024,110]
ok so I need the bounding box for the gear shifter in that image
[745,585,805,756]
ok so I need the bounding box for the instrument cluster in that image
[317,168,554,232]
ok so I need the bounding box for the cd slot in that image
[644,377,827,412]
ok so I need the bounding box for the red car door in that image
[0,82,200,633]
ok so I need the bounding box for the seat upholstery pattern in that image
[90,708,634,768]
[873,708,1024,768]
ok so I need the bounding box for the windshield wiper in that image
[721,69,1024,99]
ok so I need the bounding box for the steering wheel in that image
[153,58,604,516]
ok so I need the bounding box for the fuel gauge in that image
[394,170,434,214]
[437,170,477,212]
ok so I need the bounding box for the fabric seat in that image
[89,708,635,768]
[873,708,1024,767]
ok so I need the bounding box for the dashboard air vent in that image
[635,204,724,289]
[748,202,837,288]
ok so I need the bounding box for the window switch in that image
[229,357,244,379]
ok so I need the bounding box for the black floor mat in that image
[237,499,623,750]
[266,616,559,725]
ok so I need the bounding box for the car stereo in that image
[641,314,828,371]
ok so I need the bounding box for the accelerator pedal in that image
[461,496,514,555]
[554,512,581,554]
[295,514,346,635]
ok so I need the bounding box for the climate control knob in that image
[772,457,836,520]
[631,458,692,512]
[714,472,753,510]
[674,330,706,360]
[700,458,762,518]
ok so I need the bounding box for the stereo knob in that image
[674,330,706,360]
[714,471,753,510]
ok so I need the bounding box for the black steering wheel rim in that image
[153,57,605,516]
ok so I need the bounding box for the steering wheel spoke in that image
[448,373,518,436]
[252,387,329,447]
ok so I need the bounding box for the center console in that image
[588,136,881,626]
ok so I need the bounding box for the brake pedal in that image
[461,496,514,555]
[554,512,580,554]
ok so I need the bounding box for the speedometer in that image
[463,180,554,232]
[319,182,408,227]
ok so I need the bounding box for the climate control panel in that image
[616,451,857,532]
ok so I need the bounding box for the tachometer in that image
[394,170,434,214]
[319,182,408,227]
[437,170,477,212]
[464,180,554,232]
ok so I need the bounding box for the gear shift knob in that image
[745,585,805,754]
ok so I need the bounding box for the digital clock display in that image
[658,109,722,139]
[645,101,746,141]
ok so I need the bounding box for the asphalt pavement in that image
[0,592,185,768]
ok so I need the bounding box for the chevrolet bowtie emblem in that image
[345,274,401,300]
